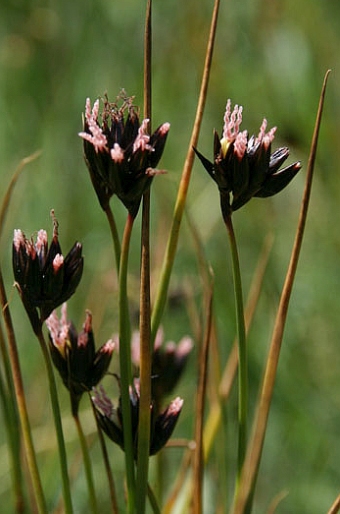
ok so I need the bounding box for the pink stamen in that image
[263,126,277,148]
[53,254,64,271]
[158,122,170,136]
[167,397,184,415]
[46,304,70,353]
[77,310,92,347]
[110,143,124,162]
[145,167,167,176]
[61,302,68,327]
[177,337,194,358]
[79,98,108,153]
[223,99,243,142]
[256,119,276,148]
[13,229,25,252]
[154,327,164,351]
[46,311,61,345]
[92,385,116,420]
[79,128,108,153]
[165,341,176,353]
[91,99,100,121]
[78,331,88,347]
[35,230,47,255]
[100,339,115,355]
[133,118,152,152]
[84,98,92,122]
[234,130,248,160]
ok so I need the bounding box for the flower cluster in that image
[46,304,114,415]
[79,92,170,217]
[93,329,191,456]
[194,99,301,220]
[130,328,193,407]
[92,380,183,458]
[12,211,83,334]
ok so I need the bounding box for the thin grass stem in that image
[104,204,121,273]
[231,69,331,514]
[0,151,41,233]
[0,308,25,513]
[0,353,25,514]
[136,192,152,513]
[36,328,73,514]
[0,150,43,513]
[147,483,161,514]
[203,235,273,462]
[192,284,213,514]
[224,215,247,488]
[91,399,119,513]
[0,270,47,514]
[327,494,340,514]
[73,414,99,514]
[150,0,221,343]
[118,212,136,513]
[136,1,153,512]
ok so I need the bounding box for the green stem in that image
[73,414,98,514]
[231,70,331,514]
[224,215,247,485]
[36,328,73,514]
[119,212,136,513]
[0,270,47,514]
[105,204,121,273]
[91,399,119,513]
[147,483,161,514]
[150,0,220,343]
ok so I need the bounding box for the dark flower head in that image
[194,99,302,220]
[79,92,170,217]
[92,380,183,458]
[12,211,83,334]
[46,303,114,415]
[130,328,193,406]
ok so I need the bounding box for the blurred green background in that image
[1,0,340,512]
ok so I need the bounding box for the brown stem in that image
[192,284,213,514]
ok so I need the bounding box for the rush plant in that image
[0,1,335,514]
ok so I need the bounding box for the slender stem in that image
[119,212,136,513]
[0,150,42,513]
[147,483,161,514]
[224,215,247,485]
[150,0,220,343]
[36,328,73,514]
[73,414,99,514]
[0,150,41,235]
[91,399,119,513]
[136,190,152,513]
[104,204,121,273]
[192,287,213,514]
[231,69,331,514]
[0,270,47,514]
[203,235,273,462]
[327,494,340,514]
[0,360,25,513]
[0,316,26,513]
[136,2,152,512]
